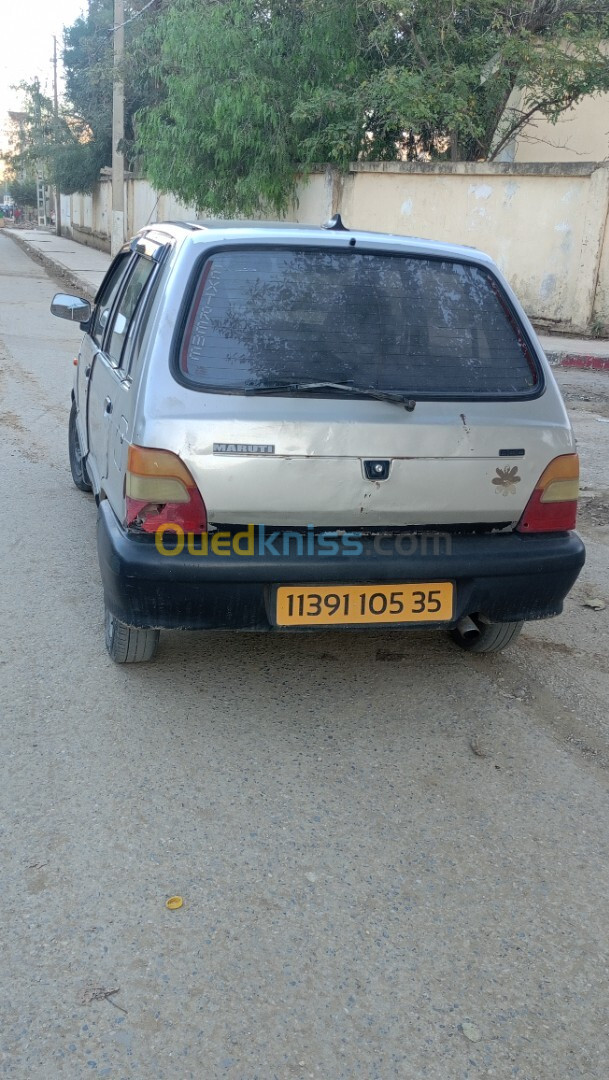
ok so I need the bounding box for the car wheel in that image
[69,401,92,492]
[104,606,160,663]
[449,616,523,654]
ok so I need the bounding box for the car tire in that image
[104,606,160,663]
[69,401,92,492]
[449,616,523,654]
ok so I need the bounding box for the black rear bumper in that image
[97,501,585,631]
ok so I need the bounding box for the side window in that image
[122,268,162,377]
[106,256,156,367]
[91,253,132,345]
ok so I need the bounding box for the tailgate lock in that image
[364,460,391,481]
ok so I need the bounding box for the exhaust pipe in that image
[456,615,480,639]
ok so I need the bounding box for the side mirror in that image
[51,293,92,327]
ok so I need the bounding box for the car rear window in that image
[178,248,539,397]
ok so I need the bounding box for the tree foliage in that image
[3,79,106,195]
[3,1,165,196]
[8,178,38,206]
[62,0,166,169]
[7,0,609,208]
[61,0,114,173]
[137,0,609,215]
[137,0,370,215]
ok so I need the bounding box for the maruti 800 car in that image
[51,217,585,662]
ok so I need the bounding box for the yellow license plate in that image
[275,582,454,627]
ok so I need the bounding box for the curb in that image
[4,230,98,301]
[546,352,609,372]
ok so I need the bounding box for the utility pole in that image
[111,0,125,255]
[52,36,62,237]
[33,79,48,228]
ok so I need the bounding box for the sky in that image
[0,0,86,152]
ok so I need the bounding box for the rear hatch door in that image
[164,244,569,527]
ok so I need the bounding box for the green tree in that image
[3,1,166,196]
[3,79,105,195]
[61,0,114,174]
[353,0,609,162]
[136,0,609,215]
[62,0,166,172]
[137,0,370,216]
[8,179,38,207]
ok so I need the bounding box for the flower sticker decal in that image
[492,465,521,496]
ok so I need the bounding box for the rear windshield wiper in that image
[243,381,416,411]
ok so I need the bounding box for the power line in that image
[107,0,157,33]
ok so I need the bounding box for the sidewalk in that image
[5,227,110,300]
[537,334,609,371]
[5,225,609,370]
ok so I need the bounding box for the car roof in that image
[139,218,494,267]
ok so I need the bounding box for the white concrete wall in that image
[61,162,609,334]
[60,194,71,229]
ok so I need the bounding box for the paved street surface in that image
[1,233,609,1080]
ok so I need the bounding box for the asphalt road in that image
[1,234,609,1080]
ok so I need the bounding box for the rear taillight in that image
[125,446,207,533]
[517,454,579,533]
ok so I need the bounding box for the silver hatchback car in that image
[52,218,584,662]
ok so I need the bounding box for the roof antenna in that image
[322,213,348,231]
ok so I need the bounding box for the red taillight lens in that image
[517,454,579,533]
[125,446,207,534]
